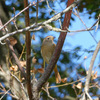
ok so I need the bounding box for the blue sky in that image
[6,0,100,78]
[29,0,100,75]
[39,1,100,75]
[4,0,100,99]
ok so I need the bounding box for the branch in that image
[10,73,28,98]
[0,0,79,42]
[42,23,93,32]
[0,18,26,79]
[73,9,98,43]
[24,0,32,99]
[36,0,81,91]
[82,41,100,99]
[0,0,44,31]
[6,39,26,78]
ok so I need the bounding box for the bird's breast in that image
[41,45,55,64]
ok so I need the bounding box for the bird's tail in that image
[54,65,61,83]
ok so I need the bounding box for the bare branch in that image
[0,18,26,78]
[81,41,100,100]
[10,73,28,98]
[0,0,44,31]
[0,89,10,100]
[36,0,81,91]
[24,0,32,99]
[73,9,99,43]
[85,41,100,91]
[6,39,26,78]
[42,23,93,32]
[0,1,81,42]
[36,0,39,24]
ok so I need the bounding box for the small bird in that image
[41,36,61,83]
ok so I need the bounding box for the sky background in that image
[5,0,100,81]
[31,1,100,75]
[5,0,100,99]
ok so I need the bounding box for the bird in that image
[41,36,61,83]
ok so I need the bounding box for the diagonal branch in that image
[0,0,44,31]
[82,41,100,99]
[36,0,81,91]
[0,18,26,79]
[0,1,79,42]
[6,39,26,79]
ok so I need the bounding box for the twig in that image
[73,9,98,43]
[0,0,44,31]
[48,77,85,89]
[0,18,26,78]
[81,41,100,100]
[0,89,11,100]
[42,82,55,100]
[36,0,80,91]
[10,73,28,98]
[46,0,62,28]
[6,39,26,78]
[0,1,81,42]
[19,44,26,60]
[0,87,19,100]
[42,23,93,32]
[85,41,100,91]
[95,14,100,31]
[42,88,55,100]
[13,7,18,30]
[36,0,38,24]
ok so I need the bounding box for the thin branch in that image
[36,0,39,24]
[0,89,11,100]
[6,39,26,79]
[42,88,54,100]
[48,77,85,89]
[12,7,18,30]
[42,82,55,100]
[0,0,44,31]
[73,9,98,43]
[10,73,28,98]
[85,41,100,91]
[0,18,26,78]
[46,0,62,28]
[24,0,32,99]
[82,41,100,99]
[36,0,80,91]
[0,1,81,42]
[42,23,93,32]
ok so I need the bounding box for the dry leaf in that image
[84,56,87,59]
[86,71,88,75]
[92,71,97,80]
[61,78,67,83]
[32,34,35,40]
[76,82,82,89]
[92,71,94,74]
[22,77,25,81]
[32,57,37,64]
[37,68,44,73]
[10,65,18,72]
[20,61,26,67]
[31,67,37,74]
[9,37,17,46]
[72,84,75,89]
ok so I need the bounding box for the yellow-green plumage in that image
[41,36,61,83]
